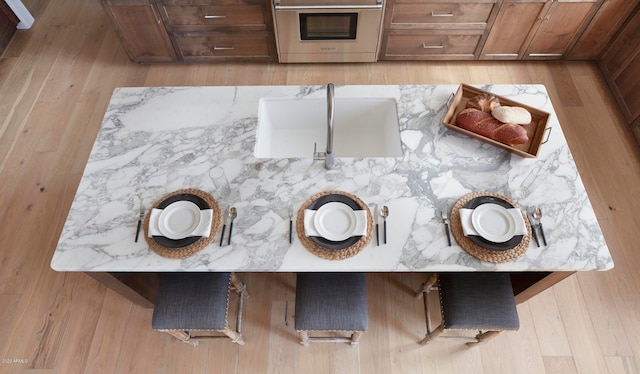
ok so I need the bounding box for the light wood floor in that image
[2,0,640,373]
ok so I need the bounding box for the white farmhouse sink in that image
[254,98,403,158]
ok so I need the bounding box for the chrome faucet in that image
[314,83,335,169]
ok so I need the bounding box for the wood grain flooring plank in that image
[82,290,132,373]
[576,271,634,357]
[50,274,105,373]
[604,356,639,374]
[543,356,579,374]
[553,275,610,373]
[0,271,71,370]
[360,273,394,374]
[384,273,431,373]
[479,301,545,374]
[528,287,572,357]
[0,293,23,360]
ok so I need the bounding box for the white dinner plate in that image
[471,203,516,243]
[313,202,358,242]
[158,200,201,239]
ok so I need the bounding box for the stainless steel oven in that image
[272,0,384,63]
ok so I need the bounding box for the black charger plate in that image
[152,193,210,248]
[464,195,524,251]
[307,194,363,250]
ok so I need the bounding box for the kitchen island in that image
[51,84,613,307]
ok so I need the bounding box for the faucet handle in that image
[313,142,325,160]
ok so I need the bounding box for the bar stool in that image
[152,272,247,346]
[415,272,519,347]
[295,272,368,346]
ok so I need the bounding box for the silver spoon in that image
[380,205,389,244]
[532,207,547,246]
[227,207,237,245]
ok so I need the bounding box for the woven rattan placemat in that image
[144,188,222,259]
[450,191,532,263]
[296,190,374,260]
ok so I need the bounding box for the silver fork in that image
[441,209,451,246]
[135,200,144,242]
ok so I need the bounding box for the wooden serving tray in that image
[442,84,551,158]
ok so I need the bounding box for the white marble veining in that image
[51,85,613,272]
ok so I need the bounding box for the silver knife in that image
[220,207,227,246]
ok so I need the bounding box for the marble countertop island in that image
[51,84,613,273]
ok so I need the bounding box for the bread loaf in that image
[491,106,532,125]
[455,108,529,145]
[466,93,500,113]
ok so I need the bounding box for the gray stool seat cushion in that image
[439,272,519,331]
[295,273,368,332]
[152,272,231,331]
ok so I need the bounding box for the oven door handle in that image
[274,0,382,10]
[274,4,382,10]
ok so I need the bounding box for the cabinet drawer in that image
[174,31,272,59]
[162,5,266,27]
[385,30,482,58]
[391,2,495,28]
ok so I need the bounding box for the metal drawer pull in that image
[422,43,444,49]
[213,46,235,50]
[528,53,563,57]
[431,10,453,17]
[485,53,519,57]
[204,15,226,19]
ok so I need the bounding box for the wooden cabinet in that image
[569,0,640,59]
[101,0,276,62]
[600,3,640,129]
[0,0,19,56]
[380,0,500,60]
[481,0,600,60]
[99,0,640,69]
[157,0,276,62]
[481,0,546,59]
[101,0,177,62]
[524,0,599,59]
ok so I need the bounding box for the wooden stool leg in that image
[165,330,190,342]
[350,331,363,345]
[231,273,249,298]
[415,274,438,299]
[222,327,245,345]
[299,331,310,347]
[419,324,445,345]
[466,330,501,347]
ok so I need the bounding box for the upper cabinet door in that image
[524,0,599,59]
